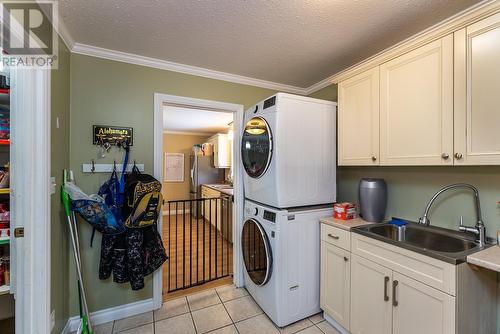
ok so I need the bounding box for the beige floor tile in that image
[116,323,153,334]
[155,313,196,334]
[316,321,342,334]
[278,318,314,334]
[113,312,153,332]
[224,295,262,322]
[92,322,113,334]
[296,326,323,334]
[191,304,233,334]
[207,324,239,334]
[235,314,280,334]
[216,285,248,302]
[154,297,190,321]
[187,289,221,311]
[308,312,325,324]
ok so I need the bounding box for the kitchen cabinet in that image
[379,35,454,165]
[201,185,232,242]
[320,241,350,330]
[392,272,455,334]
[208,134,231,168]
[350,254,392,334]
[338,67,380,165]
[454,12,500,165]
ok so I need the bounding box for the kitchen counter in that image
[467,245,500,272]
[202,184,234,196]
[320,216,372,231]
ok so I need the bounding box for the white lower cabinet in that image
[320,242,351,330]
[320,229,496,334]
[392,272,455,334]
[350,254,392,334]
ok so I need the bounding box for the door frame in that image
[153,93,244,308]
[10,67,52,333]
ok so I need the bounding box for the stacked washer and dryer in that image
[240,93,337,327]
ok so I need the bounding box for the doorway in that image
[153,94,244,307]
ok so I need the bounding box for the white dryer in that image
[241,93,337,208]
[241,199,332,327]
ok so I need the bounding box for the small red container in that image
[333,202,358,220]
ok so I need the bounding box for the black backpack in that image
[122,166,163,228]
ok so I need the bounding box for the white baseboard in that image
[323,312,350,334]
[62,298,155,334]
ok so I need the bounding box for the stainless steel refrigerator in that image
[190,151,224,218]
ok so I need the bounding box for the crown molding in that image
[71,43,308,95]
[305,0,500,92]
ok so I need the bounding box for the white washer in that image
[241,93,337,209]
[242,199,332,327]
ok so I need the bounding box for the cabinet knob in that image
[454,153,463,160]
[343,256,349,262]
[441,153,449,160]
[371,156,377,161]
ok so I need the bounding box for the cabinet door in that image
[454,12,500,165]
[392,272,455,334]
[320,242,350,330]
[350,254,392,334]
[380,35,454,165]
[338,67,380,165]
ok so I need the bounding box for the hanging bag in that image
[122,165,163,228]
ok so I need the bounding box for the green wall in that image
[310,83,500,332]
[50,38,71,333]
[69,53,276,315]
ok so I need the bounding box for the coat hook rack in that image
[82,162,145,173]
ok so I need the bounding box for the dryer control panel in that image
[263,210,276,223]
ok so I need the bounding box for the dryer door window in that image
[241,219,272,286]
[242,117,272,179]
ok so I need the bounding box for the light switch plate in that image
[50,177,56,195]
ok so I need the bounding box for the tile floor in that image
[78,285,341,334]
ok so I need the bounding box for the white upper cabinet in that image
[208,133,231,168]
[454,12,500,165]
[338,67,380,165]
[379,35,454,165]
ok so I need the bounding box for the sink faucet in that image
[418,183,486,246]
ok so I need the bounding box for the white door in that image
[350,254,392,334]
[320,242,350,330]
[380,35,454,165]
[454,12,500,165]
[338,67,380,165]
[392,272,455,334]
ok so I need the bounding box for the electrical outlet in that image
[50,310,55,331]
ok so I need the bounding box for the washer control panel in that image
[263,210,276,223]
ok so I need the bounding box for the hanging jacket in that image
[99,225,167,290]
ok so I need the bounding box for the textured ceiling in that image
[60,0,481,88]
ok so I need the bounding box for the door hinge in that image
[14,227,24,238]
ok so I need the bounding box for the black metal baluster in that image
[175,202,178,290]
[221,197,224,277]
[196,199,199,284]
[189,200,192,286]
[168,202,171,292]
[209,198,212,280]
[203,198,206,282]
[183,201,186,288]
[215,198,218,278]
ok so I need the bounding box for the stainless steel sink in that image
[212,184,233,189]
[354,220,486,264]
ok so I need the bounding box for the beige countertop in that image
[467,246,500,272]
[319,216,373,231]
[202,184,234,196]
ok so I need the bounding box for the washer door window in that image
[241,219,272,286]
[242,117,272,178]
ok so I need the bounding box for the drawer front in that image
[321,224,351,251]
[351,233,456,295]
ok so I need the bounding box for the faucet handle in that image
[459,216,464,227]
